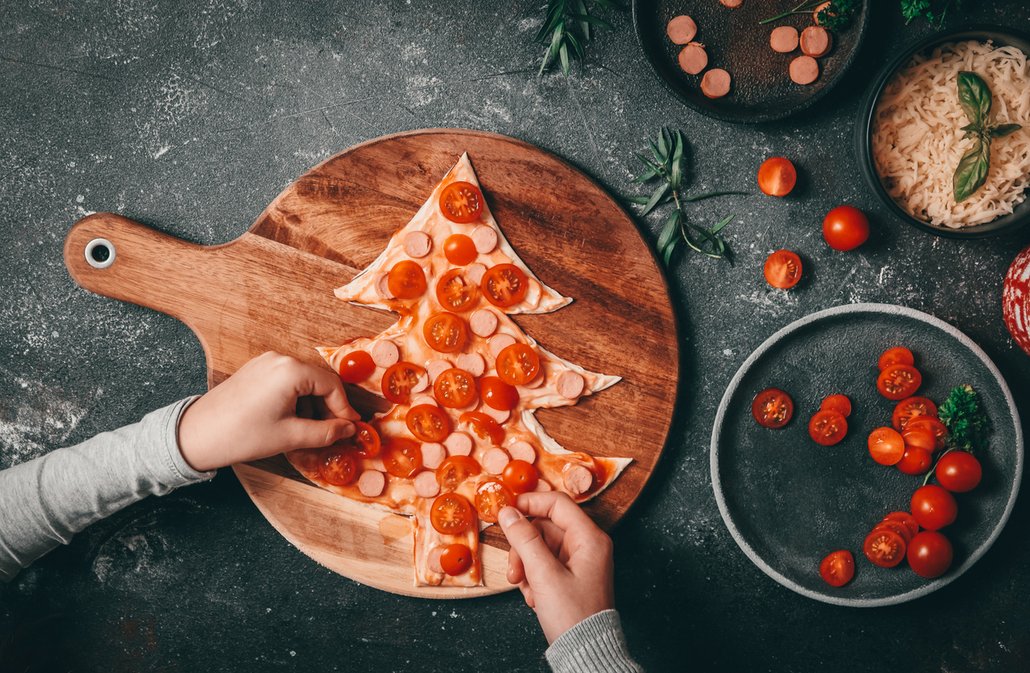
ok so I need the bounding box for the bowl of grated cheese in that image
[856,27,1030,238]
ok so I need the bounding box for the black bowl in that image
[855,26,1030,239]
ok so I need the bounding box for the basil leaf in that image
[953,139,990,203]
[991,123,1023,138]
[957,71,991,127]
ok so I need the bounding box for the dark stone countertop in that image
[2,1,1030,671]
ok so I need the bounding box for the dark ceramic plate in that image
[855,26,1030,239]
[632,0,870,123]
[711,304,1023,606]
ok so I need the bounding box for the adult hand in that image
[177,351,360,471]
[497,491,615,644]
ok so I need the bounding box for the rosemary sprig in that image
[535,0,622,75]
[627,128,746,265]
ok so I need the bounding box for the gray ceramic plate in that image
[711,303,1023,606]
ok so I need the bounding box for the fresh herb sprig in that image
[922,383,991,485]
[901,0,961,25]
[952,71,1022,202]
[759,0,858,30]
[535,0,622,75]
[626,128,745,264]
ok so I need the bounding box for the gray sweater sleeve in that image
[0,396,215,581]
[546,609,643,673]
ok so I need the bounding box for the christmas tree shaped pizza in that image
[287,154,631,587]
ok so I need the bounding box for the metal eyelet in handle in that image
[84,238,116,269]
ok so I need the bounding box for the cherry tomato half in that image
[434,368,478,408]
[882,512,920,538]
[460,411,506,445]
[907,417,948,451]
[764,250,803,289]
[501,459,539,494]
[423,312,469,354]
[436,269,479,313]
[863,528,906,568]
[481,264,529,308]
[820,394,852,417]
[822,205,870,251]
[868,426,905,465]
[877,364,922,401]
[474,478,516,523]
[405,404,452,443]
[381,362,426,405]
[440,543,474,576]
[354,421,381,458]
[480,376,519,411]
[319,449,359,486]
[757,157,797,197]
[337,350,375,383]
[902,428,937,454]
[430,492,475,535]
[819,550,855,587]
[873,519,913,544]
[878,346,915,371]
[496,343,541,386]
[911,484,957,530]
[436,455,482,492]
[896,446,932,475]
[935,451,982,493]
[387,260,427,300]
[751,387,794,429]
[444,233,478,265]
[809,409,848,446]
[439,181,484,224]
[907,530,953,578]
[892,396,937,431]
[381,437,424,479]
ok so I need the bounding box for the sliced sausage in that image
[677,43,708,76]
[403,231,432,258]
[455,352,486,377]
[444,432,473,456]
[769,26,798,53]
[357,469,386,497]
[411,371,430,393]
[466,263,487,285]
[521,368,546,389]
[720,0,743,6]
[427,545,445,574]
[789,55,819,85]
[700,68,731,98]
[421,442,447,469]
[471,225,498,254]
[413,471,440,498]
[483,448,511,475]
[376,273,394,300]
[370,340,400,368]
[508,440,537,464]
[488,333,517,358]
[557,371,586,400]
[482,405,510,424]
[665,15,697,45]
[469,309,498,337]
[562,464,594,496]
[426,359,452,383]
[800,26,832,58]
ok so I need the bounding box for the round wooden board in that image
[63,129,680,598]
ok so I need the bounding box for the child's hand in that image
[498,491,615,644]
[177,351,360,471]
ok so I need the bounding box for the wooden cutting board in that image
[63,129,680,598]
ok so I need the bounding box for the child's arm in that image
[498,492,643,673]
[0,352,358,581]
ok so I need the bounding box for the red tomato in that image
[481,264,529,308]
[444,234,478,265]
[896,446,932,475]
[496,343,541,386]
[878,346,915,371]
[757,157,797,197]
[405,404,452,443]
[877,364,922,401]
[381,362,426,405]
[902,428,937,454]
[423,312,469,353]
[337,350,375,383]
[474,478,515,523]
[480,376,519,411]
[907,417,948,451]
[863,528,906,567]
[440,543,474,576]
[353,421,381,458]
[820,394,852,417]
[319,449,358,486]
[434,368,478,408]
[439,181,484,223]
[436,456,482,492]
[867,427,905,465]
[460,412,505,445]
[501,460,539,494]
[873,520,913,544]
[764,250,803,289]
[819,550,855,587]
[907,530,953,578]
[808,409,848,446]
[381,437,423,478]
[430,492,475,535]
[882,512,920,538]
[822,205,870,251]
[936,451,982,493]
[911,485,957,530]
[436,269,479,313]
[892,396,937,431]
[387,260,427,300]
[751,387,794,429]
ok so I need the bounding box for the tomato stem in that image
[922,448,954,487]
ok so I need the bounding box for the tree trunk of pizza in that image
[286,154,630,587]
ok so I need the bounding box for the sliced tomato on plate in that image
[434,368,478,408]
[819,550,855,587]
[406,404,452,443]
[436,269,479,313]
[319,449,359,486]
[877,364,922,400]
[863,528,906,568]
[353,421,381,458]
[882,511,920,538]
[387,260,427,300]
[382,437,423,478]
[808,409,847,446]
[439,181,484,224]
[867,427,905,465]
[757,157,797,197]
[878,346,914,371]
[480,376,519,411]
[481,264,529,308]
[820,393,852,417]
[763,250,802,289]
[496,343,541,386]
[460,411,506,445]
[751,387,794,429]
[436,456,482,492]
[474,478,516,523]
[902,427,937,453]
[430,492,476,535]
[891,396,937,431]
[381,362,426,405]
[423,312,469,353]
[907,416,948,451]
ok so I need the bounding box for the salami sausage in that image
[666,15,697,45]
[700,68,731,98]
[789,55,819,85]
[483,448,511,475]
[800,26,832,58]
[508,440,537,464]
[562,464,594,496]
[403,231,432,258]
[455,352,486,377]
[557,371,586,399]
[769,26,799,53]
[720,0,743,7]
[421,442,447,469]
[414,471,440,498]
[370,340,399,368]
[471,225,498,254]
[444,432,473,456]
[426,359,452,383]
[357,469,386,497]
[677,43,708,75]
[376,273,394,300]
[488,333,517,358]
[465,263,487,285]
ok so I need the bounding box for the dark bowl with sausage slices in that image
[632,0,870,124]
[855,27,1030,239]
